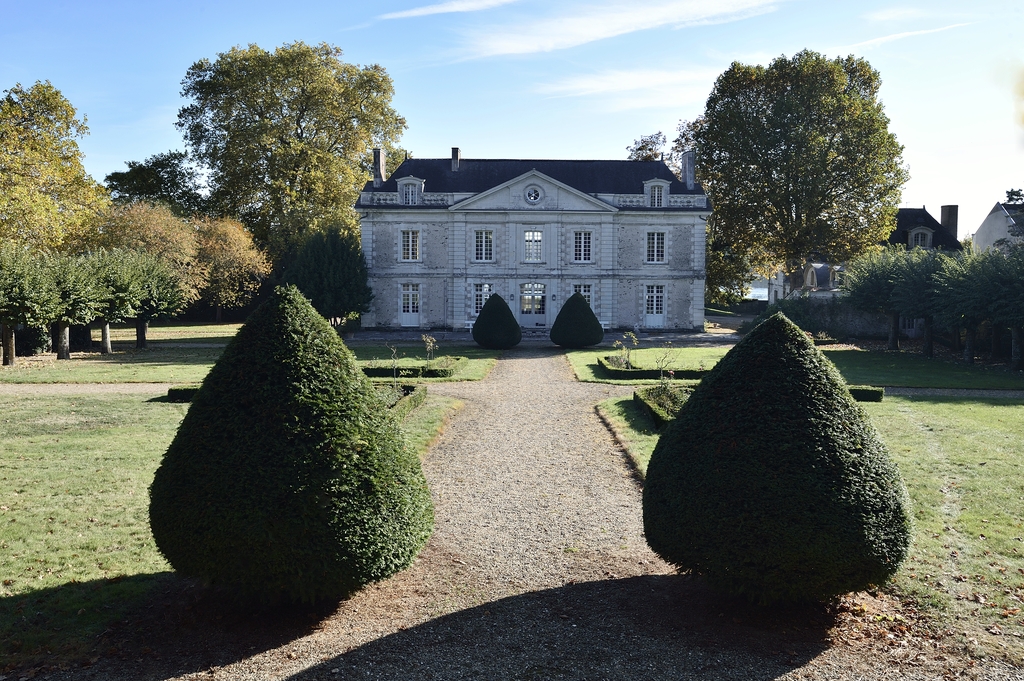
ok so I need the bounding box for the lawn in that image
[0,347,224,384]
[91,321,242,345]
[567,346,726,385]
[0,390,460,669]
[348,343,501,382]
[598,393,1024,662]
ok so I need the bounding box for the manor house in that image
[357,148,708,331]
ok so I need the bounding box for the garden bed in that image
[632,384,693,429]
[378,383,428,420]
[361,356,468,379]
[597,356,707,381]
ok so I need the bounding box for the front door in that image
[519,282,547,328]
[400,283,420,327]
[644,284,665,328]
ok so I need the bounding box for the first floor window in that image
[646,232,665,263]
[645,285,665,315]
[401,230,420,261]
[401,283,420,314]
[474,283,493,314]
[573,283,592,307]
[520,282,546,315]
[524,230,543,262]
[573,231,592,262]
[475,230,493,261]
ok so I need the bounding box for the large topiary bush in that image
[472,293,521,349]
[643,312,911,604]
[549,292,604,348]
[149,285,434,605]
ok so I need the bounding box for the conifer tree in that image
[472,293,521,349]
[550,292,604,348]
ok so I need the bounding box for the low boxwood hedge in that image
[597,356,705,380]
[389,384,427,420]
[166,384,202,402]
[633,385,693,430]
[361,356,468,379]
[848,385,884,402]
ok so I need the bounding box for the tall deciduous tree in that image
[89,249,146,354]
[196,217,271,322]
[0,81,108,249]
[177,42,406,260]
[842,246,908,351]
[134,254,187,349]
[104,150,206,217]
[933,251,995,364]
[890,248,949,358]
[48,254,104,360]
[282,227,371,326]
[0,244,57,365]
[685,50,908,292]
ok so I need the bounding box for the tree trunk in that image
[963,326,976,364]
[1011,327,1022,372]
[990,325,1002,361]
[887,311,900,351]
[136,318,148,349]
[1,323,14,367]
[100,320,112,354]
[215,304,223,324]
[922,317,934,358]
[57,322,71,360]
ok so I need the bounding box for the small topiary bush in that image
[549,292,604,348]
[166,384,201,403]
[472,293,521,349]
[643,312,911,604]
[149,285,434,605]
[848,385,884,402]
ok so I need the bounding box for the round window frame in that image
[524,185,544,205]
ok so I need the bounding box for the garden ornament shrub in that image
[643,312,911,604]
[472,293,521,349]
[549,292,604,348]
[149,285,434,605]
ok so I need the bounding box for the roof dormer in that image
[643,178,671,208]
[396,176,425,205]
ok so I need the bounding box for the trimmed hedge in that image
[633,385,692,430]
[166,384,201,403]
[848,385,885,402]
[550,293,604,348]
[361,356,468,379]
[149,285,434,605]
[597,356,705,380]
[390,384,427,421]
[642,312,911,604]
[472,294,521,349]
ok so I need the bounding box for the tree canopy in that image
[0,81,107,249]
[196,217,271,320]
[177,41,406,260]
[282,227,371,325]
[104,150,206,216]
[686,50,908,295]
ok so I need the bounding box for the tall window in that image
[401,184,418,205]
[474,230,494,261]
[645,285,665,315]
[401,283,420,314]
[473,283,493,314]
[573,283,592,307]
[524,230,543,262]
[650,185,663,207]
[646,232,665,263]
[573,231,592,262]
[912,231,930,248]
[401,230,420,261]
[520,283,546,315]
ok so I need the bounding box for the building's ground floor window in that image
[572,283,592,307]
[473,283,493,314]
[645,284,665,327]
[401,283,420,326]
[520,282,546,315]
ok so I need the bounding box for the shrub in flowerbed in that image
[597,356,705,380]
[633,384,692,429]
[472,294,521,349]
[550,292,604,348]
[149,285,434,605]
[643,312,911,604]
[376,383,427,421]
[361,356,468,379]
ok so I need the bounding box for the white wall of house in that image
[972,202,1021,252]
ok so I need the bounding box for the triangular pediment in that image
[450,170,617,212]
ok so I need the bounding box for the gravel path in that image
[58,349,1022,680]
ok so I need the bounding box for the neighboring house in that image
[971,202,1024,251]
[357,148,709,331]
[765,205,961,303]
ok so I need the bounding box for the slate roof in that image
[360,158,700,197]
[890,208,962,250]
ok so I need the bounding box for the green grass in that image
[822,349,1024,390]
[566,347,727,385]
[597,393,1024,662]
[349,344,501,382]
[0,347,223,384]
[0,388,457,669]
[91,321,242,345]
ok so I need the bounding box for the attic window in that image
[650,185,663,207]
[402,184,418,205]
[910,230,931,248]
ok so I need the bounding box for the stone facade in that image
[357,151,708,331]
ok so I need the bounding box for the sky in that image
[2,0,1022,239]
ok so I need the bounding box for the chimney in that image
[451,147,461,172]
[680,150,695,190]
[940,205,959,240]
[372,148,385,188]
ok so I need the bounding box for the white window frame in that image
[520,282,546,315]
[573,231,592,263]
[910,230,931,248]
[474,230,494,262]
[645,284,665,316]
[644,179,671,208]
[524,230,543,262]
[396,177,424,206]
[646,232,666,263]
[400,282,421,327]
[650,185,663,207]
[401,230,420,261]
[473,283,493,314]
[573,283,592,307]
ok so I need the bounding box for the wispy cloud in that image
[538,68,720,111]
[379,0,519,20]
[843,22,973,50]
[863,7,929,22]
[463,0,780,58]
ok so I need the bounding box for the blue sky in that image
[2,0,1021,237]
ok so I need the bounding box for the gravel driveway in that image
[59,348,1021,680]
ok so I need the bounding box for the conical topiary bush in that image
[549,292,604,348]
[472,293,521,349]
[642,312,911,604]
[149,285,433,605]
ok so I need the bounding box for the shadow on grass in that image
[81,346,225,366]
[2,573,323,678]
[287,575,834,681]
